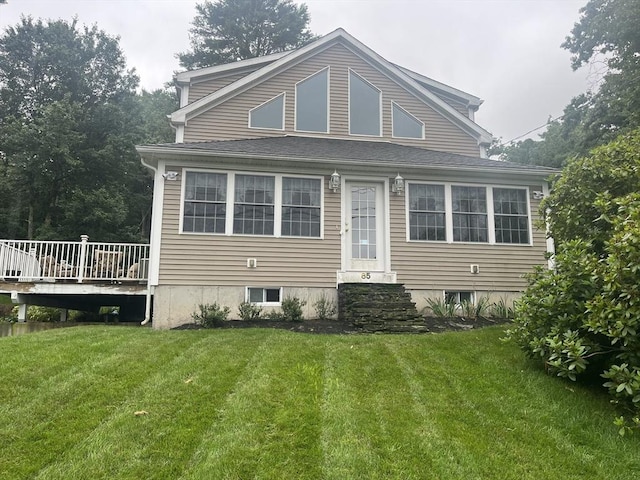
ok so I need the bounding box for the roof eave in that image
[135,145,556,178]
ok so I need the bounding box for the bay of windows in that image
[182,171,321,238]
[408,183,530,244]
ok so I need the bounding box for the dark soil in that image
[172,316,511,334]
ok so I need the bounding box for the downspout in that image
[140,156,156,326]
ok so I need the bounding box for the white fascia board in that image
[338,37,493,144]
[171,29,347,125]
[135,145,556,179]
[174,51,290,84]
[395,65,483,107]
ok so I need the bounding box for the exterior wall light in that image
[329,170,341,192]
[391,173,405,195]
[162,171,179,181]
[532,191,544,200]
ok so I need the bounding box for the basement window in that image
[445,291,473,305]
[247,287,282,305]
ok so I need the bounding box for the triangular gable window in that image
[249,93,285,130]
[295,67,329,133]
[349,70,381,136]
[392,102,424,139]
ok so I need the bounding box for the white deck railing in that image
[0,236,150,283]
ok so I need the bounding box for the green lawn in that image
[1,326,638,479]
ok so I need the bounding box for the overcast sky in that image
[0,0,593,143]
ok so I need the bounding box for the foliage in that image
[280,296,306,322]
[489,297,515,319]
[425,297,457,318]
[509,131,640,432]
[0,18,176,241]
[238,301,262,320]
[0,303,16,322]
[542,129,640,251]
[24,306,61,322]
[312,294,337,320]
[178,0,314,69]
[460,295,490,320]
[191,302,230,326]
[495,0,640,167]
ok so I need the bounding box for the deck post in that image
[17,303,27,322]
[77,235,89,284]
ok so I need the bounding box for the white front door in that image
[345,182,385,272]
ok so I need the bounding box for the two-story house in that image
[136,28,554,329]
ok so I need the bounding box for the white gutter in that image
[135,145,557,179]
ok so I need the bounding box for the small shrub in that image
[238,301,262,321]
[490,297,515,319]
[281,296,306,322]
[27,306,61,322]
[191,303,230,327]
[313,294,337,320]
[425,297,456,318]
[265,310,285,321]
[0,304,17,322]
[460,295,490,320]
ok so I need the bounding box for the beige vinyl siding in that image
[183,43,481,156]
[432,93,470,117]
[158,165,341,288]
[187,71,255,104]
[389,183,547,291]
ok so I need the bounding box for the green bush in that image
[191,303,230,327]
[26,306,61,322]
[460,296,490,320]
[313,294,337,320]
[281,296,306,322]
[0,304,17,322]
[509,131,640,433]
[238,301,262,321]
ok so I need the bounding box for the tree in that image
[0,17,175,241]
[178,0,314,69]
[497,0,640,167]
[508,129,640,433]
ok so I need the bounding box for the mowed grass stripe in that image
[0,327,199,479]
[0,326,139,400]
[33,329,270,480]
[387,328,640,480]
[180,331,325,480]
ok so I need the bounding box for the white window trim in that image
[391,101,425,140]
[294,66,330,134]
[179,168,229,235]
[406,181,532,246]
[348,69,382,137]
[246,286,283,306]
[248,92,286,131]
[179,168,324,239]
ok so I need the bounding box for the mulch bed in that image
[173,316,511,334]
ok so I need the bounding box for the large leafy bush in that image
[509,130,640,433]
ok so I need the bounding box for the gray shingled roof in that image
[142,136,555,173]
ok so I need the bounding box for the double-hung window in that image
[182,171,227,233]
[409,184,446,241]
[233,175,275,235]
[452,186,488,243]
[493,188,529,244]
[282,177,321,237]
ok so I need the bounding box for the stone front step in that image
[338,283,422,328]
